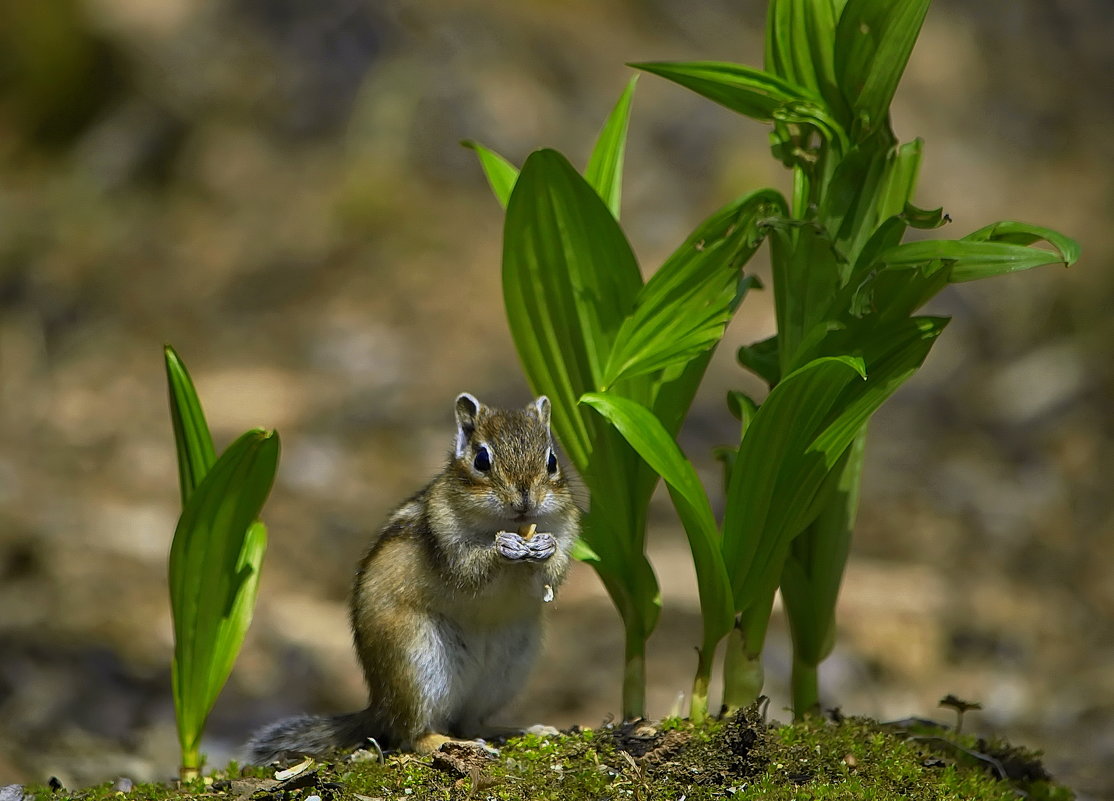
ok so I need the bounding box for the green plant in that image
[472,0,1078,721]
[165,345,280,778]
[467,78,767,720]
[633,0,1078,718]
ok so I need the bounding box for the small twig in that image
[364,737,385,763]
[908,736,1008,781]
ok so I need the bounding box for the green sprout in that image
[471,0,1078,722]
[165,345,280,779]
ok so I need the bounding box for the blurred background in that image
[0,0,1111,797]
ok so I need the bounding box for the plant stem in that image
[622,626,646,720]
[721,624,764,713]
[791,655,820,719]
[179,745,201,782]
[690,645,715,723]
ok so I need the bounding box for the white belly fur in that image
[419,577,544,733]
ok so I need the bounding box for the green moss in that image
[31,710,1073,801]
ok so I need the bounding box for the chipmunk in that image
[246,393,579,761]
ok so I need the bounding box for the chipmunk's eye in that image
[546,449,558,475]
[473,446,492,472]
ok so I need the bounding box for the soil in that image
[10,709,1073,801]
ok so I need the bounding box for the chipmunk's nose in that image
[513,486,534,514]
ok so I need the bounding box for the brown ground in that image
[0,1,1111,798]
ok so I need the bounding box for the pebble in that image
[0,786,31,801]
[112,778,134,793]
[523,724,560,738]
[348,748,383,764]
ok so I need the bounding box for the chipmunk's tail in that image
[245,709,375,764]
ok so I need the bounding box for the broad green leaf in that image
[819,132,892,259]
[874,138,923,224]
[764,224,797,366]
[768,100,850,212]
[582,392,735,651]
[602,188,785,388]
[772,100,851,161]
[713,444,737,498]
[585,77,637,219]
[651,348,717,440]
[852,221,1076,320]
[853,259,950,323]
[834,0,931,136]
[462,140,519,209]
[726,390,760,431]
[206,519,267,723]
[721,355,866,614]
[768,220,844,373]
[632,61,814,122]
[722,387,761,498]
[812,317,947,452]
[503,149,662,714]
[962,220,1081,265]
[903,201,949,230]
[737,335,781,388]
[851,215,907,281]
[780,431,864,667]
[570,537,600,563]
[877,238,1069,282]
[165,345,217,506]
[169,428,279,756]
[766,322,944,676]
[503,148,643,472]
[725,316,944,625]
[766,0,843,117]
[466,78,641,217]
[821,131,914,271]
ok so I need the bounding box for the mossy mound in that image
[31,709,1072,801]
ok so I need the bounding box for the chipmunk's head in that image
[448,392,571,527]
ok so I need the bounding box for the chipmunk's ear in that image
[455,393,481,457]
[529,396,552,432]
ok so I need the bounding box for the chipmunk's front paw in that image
[497,527,556,562]
[523,532,556,562]
[495,531,530,561]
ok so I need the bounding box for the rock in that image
[0,785,34,801]
[111,777,134,793]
